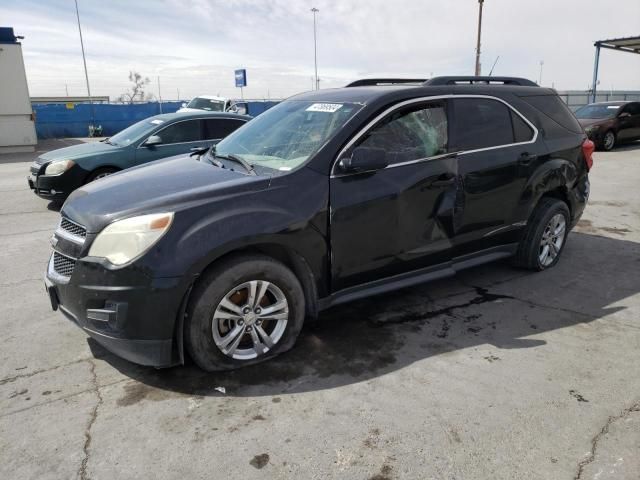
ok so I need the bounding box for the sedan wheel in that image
[212,280,289,360]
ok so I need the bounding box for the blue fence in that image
[34,102,183,139]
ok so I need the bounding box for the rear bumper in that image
[45,253,189,367]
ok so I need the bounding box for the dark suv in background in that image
[575,101,640,151]
[45,76,593,371]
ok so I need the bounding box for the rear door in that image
[135,119,206,164]
[449,96,539,256]
[330,100,457,291]
[617,103,640,141]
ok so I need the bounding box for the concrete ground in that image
[0,139,638,480]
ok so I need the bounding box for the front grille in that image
[53,252,76,277]
[60,217,87,238]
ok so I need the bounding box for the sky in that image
[2,0,640,101]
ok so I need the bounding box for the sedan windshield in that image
[575,104,621,119]
[108,117,165,146]
[214,100,362,171]
[187,97,225,111]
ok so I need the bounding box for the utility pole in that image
[311,7,319,90]
[474,0,484,76]
[157,76,163,113]
[74,0,95,130]
[65,83,69,96]
[538,60,544,85]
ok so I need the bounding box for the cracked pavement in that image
[1,140,639,479]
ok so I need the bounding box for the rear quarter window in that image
[518,94,583,134]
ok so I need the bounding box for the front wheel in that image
[513,198,570,271]
[185,254,305,371]
[85,167,118,183]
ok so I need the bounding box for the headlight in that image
[88,213,174,266]
[45,159,75,175]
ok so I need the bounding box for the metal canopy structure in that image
[591,35,640,102]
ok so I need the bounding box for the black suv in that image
[45,76,593,371]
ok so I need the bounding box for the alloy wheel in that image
[211,280,289,360]
[603,131,615,151]
[538,213,566,267]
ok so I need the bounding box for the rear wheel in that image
[85,167,117,183]
[185,254,305,371]
[602,130,616,151]
[513,197,570,271]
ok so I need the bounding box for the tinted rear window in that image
[204,119,246,139]
[519,94,582,134]
[452,98,514,150]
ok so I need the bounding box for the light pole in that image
[538,60,544,85]
[74,0,95,130]
[311,7,319,90]
[474,0,484,76]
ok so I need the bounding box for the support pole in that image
[74,0,95,131]
[474,0,484,76]
[591,43,601,103]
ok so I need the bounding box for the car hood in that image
[62,156,271,233]
[37,141,119,164]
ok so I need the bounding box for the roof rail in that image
[424,76,538,87]
[345,78,427,87]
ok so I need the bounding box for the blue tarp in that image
[33,102,183,139]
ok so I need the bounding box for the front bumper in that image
[45,253,188,367]
[28,163,87,200]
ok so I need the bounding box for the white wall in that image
[0,41,37,152]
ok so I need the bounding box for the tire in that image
[185,254,305,372]
[601,130,616,151]
[512,197,570,271]
[85,167,118,183]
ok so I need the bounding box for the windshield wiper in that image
[103,138,116,146]
[215,153,256,176]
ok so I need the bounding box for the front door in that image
[136,119,209,164]
[329,100,457,291]
[448,97,540,256]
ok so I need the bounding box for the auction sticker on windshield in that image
[306,103,343,113]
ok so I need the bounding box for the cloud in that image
[2,0,639,100]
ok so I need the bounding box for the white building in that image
[0,27,36,153]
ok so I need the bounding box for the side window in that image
[519,94,583,133]
[452,98,515,150]
[511,111,535,143]
[157,120,201,144]
[358,102,447,164]
[204,119,246,139]
[622,103,640,116]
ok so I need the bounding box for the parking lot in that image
[0,141,638,479]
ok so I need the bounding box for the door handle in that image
[428,173,456,188]
[518,152,537,165]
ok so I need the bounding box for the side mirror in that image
[339,146,388,173]
[181,103,187,108]
[618,112,631,118]
[144,135,162,147]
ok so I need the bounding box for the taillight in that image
[582,139,594,171]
